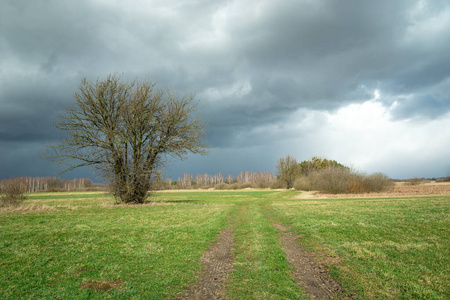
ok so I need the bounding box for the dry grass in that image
[80,279,125,292]
[0,204,58,212]
[296,182,450,199]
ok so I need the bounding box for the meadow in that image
[0,190,448,299]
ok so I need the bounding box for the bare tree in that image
[276,155,300,189]
[48,74,207,203]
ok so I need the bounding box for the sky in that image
[1,0,450,181]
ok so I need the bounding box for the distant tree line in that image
[0,177,94,193]
[156,171,277,190]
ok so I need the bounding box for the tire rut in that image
[174,226,234,300]
[274,224,345,299]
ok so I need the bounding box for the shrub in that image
[255,180,270,189]
[214,183,229,190]
[214,181,274,190]
[436,176,450,183]
[405,177,425,185]
[362,173,394,192]
[229,183,240,190]
[293,176,314,191]
[270,179,287,189]
[312,167,354,194]
[0,178,27,207]
[240,182,254,189]
[293,168,393,194]
[214,182,251,190]
[347,179,367,194]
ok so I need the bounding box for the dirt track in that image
[174,184,450,299]
[274,224,344,299]
[175,227,234,300]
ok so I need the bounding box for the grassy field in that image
[0,190,448,299]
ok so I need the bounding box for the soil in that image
[274,224,345,299]
[175,226,234,300]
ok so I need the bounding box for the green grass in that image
[271,196,450,299]
[0,192,232,299]
[227,195,306,299]
[0,190,448,299]
[23,192,113,207]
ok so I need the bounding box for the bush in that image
[214,183,229,190]
[0,178,27,207]
[270,179,287,189]
[214,181,275,190]
[362,173,394,192]
[254,180,270,189]
[293,168,393,194]
[347,179,367,194]
[293,176,314,191]
[312,167,355,194]
[405,177,425,185]
[436,176,450,183]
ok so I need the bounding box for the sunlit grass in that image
[23,192,113,207]
[0,193,232,299]
[271,196,450,299]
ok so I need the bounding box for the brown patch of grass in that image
[272,223,293,231]
[295,182,450,198]
[0,204,58,212]
[80,279,124,292]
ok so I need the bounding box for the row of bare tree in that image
[0,177,93,193]
[164,171,277,189]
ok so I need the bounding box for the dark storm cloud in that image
[194,0,450,146]
[1,0,449,179]
[0,75,75,143]
[392,93,450,120]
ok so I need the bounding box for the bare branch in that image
[46,74,208,203]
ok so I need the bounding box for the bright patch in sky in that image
[201,80,252,101]
[283,99,450,178]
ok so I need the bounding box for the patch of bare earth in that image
[175,226,234,300]
[274,224,346,299]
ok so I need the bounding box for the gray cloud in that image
[393,94,450,120]
[1,0,449,180]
